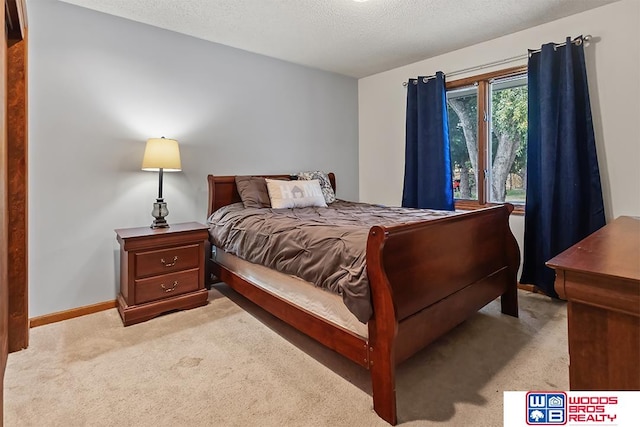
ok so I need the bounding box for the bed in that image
[206,173,520,425]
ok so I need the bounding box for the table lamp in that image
[142,137,181,228]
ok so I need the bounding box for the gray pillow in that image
[235,176,272,208]
[297,171,336,204]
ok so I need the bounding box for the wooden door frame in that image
[3,0,28,423]
[6,0,28,354]
[1,6,8,425]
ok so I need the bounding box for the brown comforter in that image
[208,200,458,323]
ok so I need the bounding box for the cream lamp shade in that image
[141,137,182,171]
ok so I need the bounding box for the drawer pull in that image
[161,256,178,267]
[161,281,178,293]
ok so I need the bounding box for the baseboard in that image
[27,285,544,328]
[29,300,117,328]
[517,282,552,297]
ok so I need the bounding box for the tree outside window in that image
[446,67,528,209]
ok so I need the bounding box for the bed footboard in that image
[366,204,519,424]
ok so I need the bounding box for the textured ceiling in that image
[58,0,617,78]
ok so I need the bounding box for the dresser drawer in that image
[134,268,200,305]
[135,244,200,277]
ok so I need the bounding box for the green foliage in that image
[492,86,528,175]
[492,87,527,138]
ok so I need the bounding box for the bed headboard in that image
[206,173,337,218]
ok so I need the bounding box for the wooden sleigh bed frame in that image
[206,173,520,425]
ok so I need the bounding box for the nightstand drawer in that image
[134,268,200,305]
[135,244,200,277]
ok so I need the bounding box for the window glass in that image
[445,68,528,208]
[447,85,478,201]
[489,75,528,203]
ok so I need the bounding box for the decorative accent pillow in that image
[297,171,336,204]
[235,176,272,208]
[265,179,327,209]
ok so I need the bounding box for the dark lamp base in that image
[151,200,170,229]
[151,218,169,229]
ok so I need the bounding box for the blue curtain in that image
[521,37,606,297]
[402,71,454,210]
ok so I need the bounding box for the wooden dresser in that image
[115,222,209,326]
[547,216,640,390]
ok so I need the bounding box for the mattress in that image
[213,247,369,339]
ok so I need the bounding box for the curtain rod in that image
[402,35,592,86]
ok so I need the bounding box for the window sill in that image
[455,200,525,216]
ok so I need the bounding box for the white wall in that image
[27,0,359,317]
[359,0,640,264]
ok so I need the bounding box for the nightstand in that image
[115,222,209,326]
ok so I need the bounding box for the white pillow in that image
[265,179,328,209]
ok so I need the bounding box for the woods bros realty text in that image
[565,395,617,423]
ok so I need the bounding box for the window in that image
[446,66,528,211]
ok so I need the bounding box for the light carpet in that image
[4,286,568,426]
